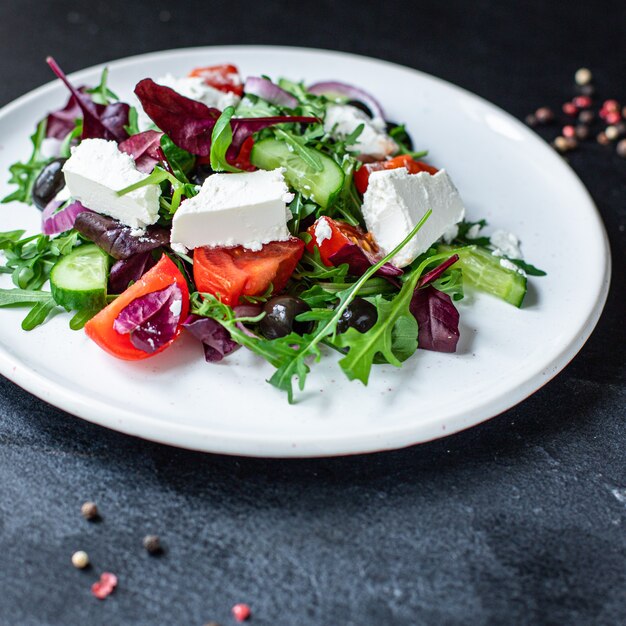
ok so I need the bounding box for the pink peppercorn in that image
[603,99,619,112]
[231,604,251,622]
[605,111,621,125]
[562,125,576,138]
[573,96,592,108]
[562,102,578,116]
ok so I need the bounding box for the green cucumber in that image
[50,244,109,312]
[439,245,527,307]
[250,137,344,208]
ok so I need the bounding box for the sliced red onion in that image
[308,81,386,120]
[42,200,92,235]
[244,76,298,109]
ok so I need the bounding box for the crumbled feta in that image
[314,217,333,245]
[169,299,182,317]
[170,168,294,251]
[466,223,482,240]
[499,258,526,276]
[491,229,523,259]
[324,104,398,159]
[362,168,466,268]
[62,138,161,229]
[170,242,188,255]
[442,223,459,244]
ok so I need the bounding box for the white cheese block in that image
[324,104,398,159]
[62,138,161,229]
[170,168,294,251]
[362,168,466,268]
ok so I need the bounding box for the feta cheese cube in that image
[63,138,161,229]
[170,169,294,251]
[362,168,466,267]
[324,104,398,159]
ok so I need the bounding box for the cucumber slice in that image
[50,244,109,312]
[439,245,527,307]
[250,138,344,208]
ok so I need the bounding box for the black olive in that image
[337,297,378,334]
[347,99,374,119]
[385,121,414,150]
[32,158,67,210]
[190,162,214,186]
[259,296,313,340]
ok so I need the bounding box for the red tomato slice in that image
[232,136,257,171]
[306,218,378,267]
[193,238,305,306]
[188,64,244,96]
[85,255,190,361]
[354,155,439,194]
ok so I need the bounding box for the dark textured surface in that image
[0,1,625,624]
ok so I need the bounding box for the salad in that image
[0,58,545,402]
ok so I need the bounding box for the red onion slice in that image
[244,76,298,109]
[307,81,386,120]
[42,199,92,235]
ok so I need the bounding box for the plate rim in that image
[0,44,612,457]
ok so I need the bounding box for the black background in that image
[0,1,624,624]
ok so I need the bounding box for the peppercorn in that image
[562,125,576,138]
[575,67,592,86]
[622,106,626,119]
[617,139,626,158]
[231,604,251,622]
[553,136,569,152]
[605,125,620,141]
[564,137,578,150]
[575,125,589,140]
[562,102,578,116]
[597,132,610,145]
[578,84,595,97]
[579,110,594,124]
[142,534,162,554]
[573,95,592,109]
[71,550,89,569]
[525,113,537,127]
[81,501,99,521]
[535,107,554,124]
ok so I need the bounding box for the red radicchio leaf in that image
[113,282,182,353]
[118,130,164,173]
[416,254,459,288]
[410,285,460,353]
[134,78,319,157]
[328,242,403,278]
[108,251,157,294]
[74,212,170,259]
[46,57,129,143]
[182,314,239,362]
[46,92,82,139]
[42,200,92,235]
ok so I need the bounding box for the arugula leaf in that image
[85,67,119,105]
[332,251,457,383]
[21,296,58,330]
[288,192,317,235]
[508,258,547,277]
[69,308,98,330]
[273,128,323,172]
[388,123,428,160]
[60,119,83,158]
[0,288,54,306]
[124,106,141,135]
[2,119,50,204]
[160,135,195,181]
[209,106,242,173]
[0,229,80,290]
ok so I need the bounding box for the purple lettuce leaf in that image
[416,254,460,288]
[108,251,157,294]
[118,130,164,173]
[113,282,182,353]
[46,57,129,143]
[42,200,92,235]
[134,78,319,157]
[46,92,83,139]
[74,212,170,259]
[182,314,239,362]
[328,242,403,278]
[409,285,460,353]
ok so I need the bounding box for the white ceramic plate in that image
[0,46,610,457]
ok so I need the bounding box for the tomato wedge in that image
[188,64,244,96]
[306,217,378,267]
[354,155,439,194]
[85,255,190,361]
[194,238,305,306]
